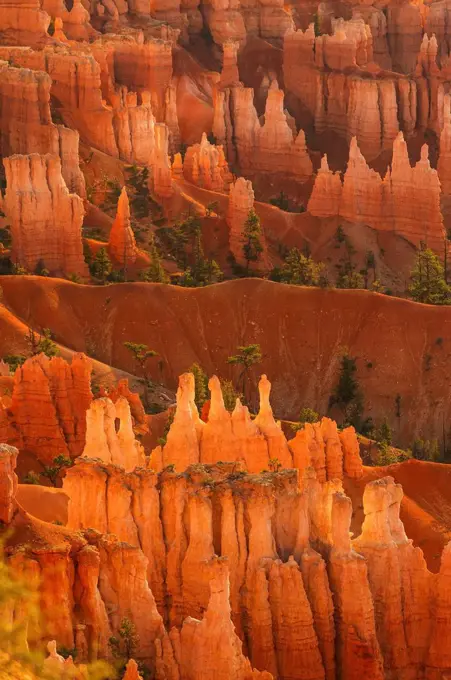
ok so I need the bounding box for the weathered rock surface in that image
[231,81,312,183]
[309,135,445,251]
[108,187,139,266]
[2,153,87,276]
[181,132,232,192]
[81,396,146,471]
[0,60,85,196]
[5,353,92,464]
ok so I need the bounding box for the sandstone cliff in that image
[2,395,451,679]
[2,153,87,276]
[0,59,85,197]
[231,81,312,183]
[4,353,91,464]
[309,135,445,251]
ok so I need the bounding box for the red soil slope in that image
[1,276,451,446]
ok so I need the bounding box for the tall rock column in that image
[162,373,203,471]
[226,177,270,270]
[353,478,409,676]
[307,155,342,218]
[173,563,272,680]
[108,187,139,266]
[438,94,451,195]
[254,375,293,469]
[328,492,384,680]
[3,154,87,277]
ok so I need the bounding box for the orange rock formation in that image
[2,384,451,680]
[2,153,87,276]
[180,132,232,192]
[108,187,139,266]
[2,353,92,464]
[81,396,145,471]
[309,135,445,251]
[0,59,85,196]
[231,81,312,183]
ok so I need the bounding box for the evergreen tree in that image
[178,268,197,287]
[299,407,319,425]
[204,259,223,284]
[141,236,169,283]
[221,379,243,412]
[189,363,208,411]
[242,209,263,273]
[408,245,451,304]
[376,418,392,446]
[313,11,321,36]
[269,191,290,211]
[279,248,325,286]
[123,342,158,383]
[227,343,262,404]
[91,247,112,283]
[26,328,58,358]
[40,454,73,486]
[329,354,370,432]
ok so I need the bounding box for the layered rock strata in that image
[231,81,312,183]
[308,135,445,251]
[3,353,92,464]
[2,153,87,276]
[3,392,451,679]
[283,24,405,161]
[0,60,85,196]
[179,132,232,192]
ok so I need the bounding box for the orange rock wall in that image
[5,353,92,464]
[3,153,88,276]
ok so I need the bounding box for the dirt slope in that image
[1,276,451,446]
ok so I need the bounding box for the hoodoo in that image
[2,0,451,676]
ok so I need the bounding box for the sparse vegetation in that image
[2,354,27,372]
[329,354,372,434]
[40,454,73,487]
[242,209,263,274]
[299,407,319,425]
[227,343,262,405]
[410,438,440,462]
[408,244,451,305]
[140,235,169,283]
[90,247,112,284]
[221,379,243,412]
[271,248,327,287]
[190,363,208,411]
[26,328,58,358]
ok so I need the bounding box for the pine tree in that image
[242,209,263,273]
[280,248,325,286]
[189,363,208,411]
[205,259,223,284]
[408,245,451,305]
[91,247,112,283]
[227,343,262,404]
[376,418,392,445]
[141,236,168,283]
